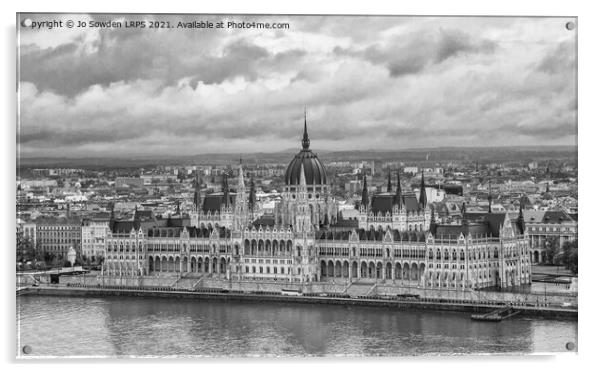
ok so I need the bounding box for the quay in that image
[471,306,522,321]
[18,284,578,320]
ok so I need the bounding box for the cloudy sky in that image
[18,14,577,157]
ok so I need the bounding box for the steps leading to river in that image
[171,277,199,290]
[345,282,375,297]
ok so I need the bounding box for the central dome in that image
[284,115,328,186]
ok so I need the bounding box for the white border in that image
[3,0,600,371]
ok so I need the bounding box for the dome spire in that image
[302,106,310,150]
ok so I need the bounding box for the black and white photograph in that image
[14,9,580,359]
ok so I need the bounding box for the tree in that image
[17,237,35,263]
[561,240,578,274]
[543,236,561,265]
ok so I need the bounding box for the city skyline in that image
[18,15,576,158]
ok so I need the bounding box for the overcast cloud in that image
[18,15,577,157]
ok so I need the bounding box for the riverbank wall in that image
[18,285,577,320]
[50,274,577,308]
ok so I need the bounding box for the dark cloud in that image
[435,29,497,63]
[17,16,577,157]
[334,28,498,77]
[20,15,294,96]
[537,40,576,75]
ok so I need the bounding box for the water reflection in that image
[17,296,577,357]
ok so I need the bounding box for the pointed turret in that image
[419,170,427,209]
[461,202,469,232]
[386,167,392,192]
[361,174,369,208]
[222,174,230,207]
[109,203,115,231]
[429,205,437,234]
[237,163,245,192]
[545,182,550,193]
[393,170,402,207]
[517,201,525,235]
[302,107,310,150]
[248,175,256,208]
[193,171,202,210]
[487,179,492,213]
[133,205,140,230]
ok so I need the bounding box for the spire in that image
[361,174,369,208]
[237,162,245,191]
[302,107,310,150]
[222,174,230,207]
[517,201,525,235]
[487,178,492,213]
[248,175,256,207]
[393,170,402,207]
[193,171,202,210]
[461,202,468,231]
[419,170,427,209]
[461,202,466,216]
[429,205,437,235]
[109,204,115,231]
[386,166,392,192]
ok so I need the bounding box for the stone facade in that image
[103,120,531,290]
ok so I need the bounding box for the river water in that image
[17,295,577,357]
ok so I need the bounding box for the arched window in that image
[436,249,441,260]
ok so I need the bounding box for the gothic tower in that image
[233,162,248,231]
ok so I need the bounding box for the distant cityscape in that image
[17,134,577,277]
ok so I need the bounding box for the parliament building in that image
[104,116,532,290]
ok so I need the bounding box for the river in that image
[17,295,577,357]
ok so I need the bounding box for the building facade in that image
[81,215,111,261]
[35,216,82,259]
[103,118,531,290]
[523,210,578,264]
